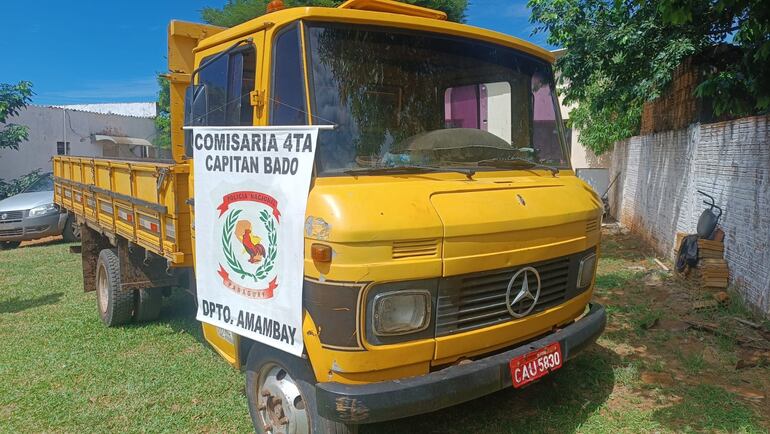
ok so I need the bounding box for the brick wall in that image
[608,115,770,317]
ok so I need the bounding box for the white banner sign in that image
[190,125,326,356]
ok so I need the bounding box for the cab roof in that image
[195,1,555,64]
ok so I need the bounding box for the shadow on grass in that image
[363,344,620,434]
[0,292,63,314]
[154,287,207,344]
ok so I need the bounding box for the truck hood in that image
[0,191,54,212]
[306,174,602,276]
[429,179,601,275]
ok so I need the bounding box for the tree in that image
[528,0,769,154]
[202,0,468,27]
[659,0,770,116]
[0,169,42,201]
[154,75,171,151]
[0,81,33,151]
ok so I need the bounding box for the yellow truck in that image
[53,1,606,432]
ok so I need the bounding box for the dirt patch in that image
[20,235,63,248]
[593,229,770,430]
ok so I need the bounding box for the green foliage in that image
[659,0,770,116]
[154,75,171,150]
[0,81,33,151]
[0,169,42,200]
[529,0,769,154]
[202,0,467,27]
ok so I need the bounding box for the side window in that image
[531,72,565,164]
[271,24,307,125]
[198,46,257,126]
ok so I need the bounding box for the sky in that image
[0,0,552,106]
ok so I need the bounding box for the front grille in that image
[0,210,24,222]
[435,255,574,336]
[0,228,23,237]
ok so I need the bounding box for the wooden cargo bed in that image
[53,156,192,266]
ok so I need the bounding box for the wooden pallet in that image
[700,258,728,288]
[698,239,724,259]
[675,232,687,251]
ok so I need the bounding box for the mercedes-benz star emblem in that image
[505,266,541,318]
[0,213,6,220]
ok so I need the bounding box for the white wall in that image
[0,105,156,180]
[608,115,770,317]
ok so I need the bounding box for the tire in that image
[0,241,21,250]
[62,215,80,242]
[95,248,134,326]
[245,343,358,434]
[134,287,162,322]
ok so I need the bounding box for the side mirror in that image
[184,84,208,157]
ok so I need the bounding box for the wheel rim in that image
[72,223,81,239]
[97,264,108,314]
[255,363,310,434]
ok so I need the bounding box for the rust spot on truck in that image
[334,397,370,422]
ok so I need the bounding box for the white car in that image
[0,173,79,249]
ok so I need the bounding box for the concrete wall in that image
[0,105,157,180]
[608,115,770,317]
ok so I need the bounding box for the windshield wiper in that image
[477,158,559,177]
[344,165,475,180]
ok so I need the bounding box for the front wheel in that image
[245,343,357,434]
[62,215,80,242]
[0,241,21,250]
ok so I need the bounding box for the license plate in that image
[509,342,563,388]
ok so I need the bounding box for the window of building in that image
[56,141,70,155]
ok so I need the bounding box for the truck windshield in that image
[304,22,568,176]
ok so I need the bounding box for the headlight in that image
[28,203,59,218]
[372,290,431,336]
[577,253,597,288]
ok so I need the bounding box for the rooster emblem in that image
[235,220,265,264]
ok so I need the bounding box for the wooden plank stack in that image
[698,239,725,259]
[701,258,729,288]
[675,232,687,251]
[674,231,730,288]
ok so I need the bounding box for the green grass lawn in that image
[1,235,768,433]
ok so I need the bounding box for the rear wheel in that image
[0,241,21,250]
[96,249,133,326]
[62,215,80,242]
[245,344,357,434]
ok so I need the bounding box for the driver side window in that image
[198,47,257,126]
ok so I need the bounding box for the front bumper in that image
[0,212,67,242]
[316,302,606,424]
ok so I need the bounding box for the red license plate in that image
[509,342,563,388]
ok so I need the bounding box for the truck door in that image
[193,32,265,368]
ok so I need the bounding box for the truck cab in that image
[57,1,606,432]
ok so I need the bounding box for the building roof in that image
[51,102,156,118]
